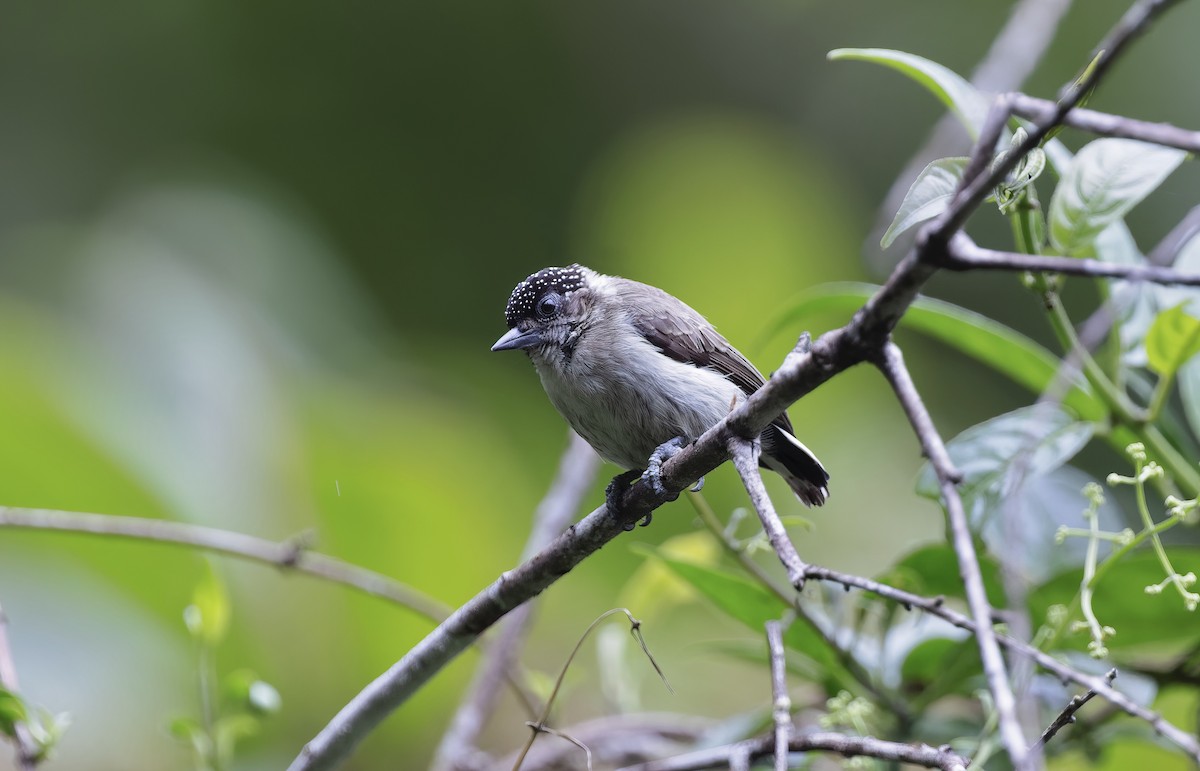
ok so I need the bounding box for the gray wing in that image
[624,280,796,434]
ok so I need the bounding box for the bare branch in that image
[764,621,790,771]
[728,437,808,589]
[1010,93,1200,153]
[432,432,600,771]
[866,0,1074,268]
[0,507,452,623]
[0,604,38,771]
[934,0,1186,242]
[945,233,1200,286]
[798,563,1200,762]
[875,342,1029,769]
[1148,205,1200,267]
[618,732,970,771]
[1031,669,1117,754]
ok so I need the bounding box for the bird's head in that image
[491,264,595,357]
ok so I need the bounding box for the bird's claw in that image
[643,435,688,502]
[691,476,705,493]
[606,469,644,531]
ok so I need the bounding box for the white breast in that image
[533,324,743,470]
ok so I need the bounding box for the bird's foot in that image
[606,469,644,531]
[691,476,705,493]
[643,435,691,503]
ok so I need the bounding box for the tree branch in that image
[865,0,1074,268]
[1031,669,1116,754]
[798,563,1200,762]
[933,0,1186,243]
[945,233,1200,285]
[617,731,970,771]
[0,507,452,623]
[874,342,1029,769]
[1010,93,1200,153]
[728,437,808,588]
[764,621,790,771]
[0,604,38,771]
[432,432,600,771]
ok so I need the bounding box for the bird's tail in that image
[760,424,829,507]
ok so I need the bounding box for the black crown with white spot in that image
[503,265,587,326]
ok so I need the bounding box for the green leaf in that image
[901,636,980,699]
[761,283,1105,421]
[187,560,230,646]
[1146,304,1200,376]
[879,544,1006,607]
[1030,548,1200,651]
[828,49,989,138]
[916,407,1099,581]
[1048,138,1187,256]
[649,554,841,676]
[914,406,1091,509]
[0,687,28,737]
[881,157,969,248]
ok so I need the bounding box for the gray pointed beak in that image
[491,326,544,352]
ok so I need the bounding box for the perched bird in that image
[492,264,829,524]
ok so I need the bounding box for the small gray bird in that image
[492,264,829,524]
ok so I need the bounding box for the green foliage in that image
[881,157,969,248]
[638,44,1200,768]
[173,572,280,771]
[1048,140,1188,257]
[827,49,990,138]
[1147,304,1200,377]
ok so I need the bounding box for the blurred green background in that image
[1,1,1198,769]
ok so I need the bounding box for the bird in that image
[491,264,829,526]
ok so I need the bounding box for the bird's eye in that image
[535,294,560,319]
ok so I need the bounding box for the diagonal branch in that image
[1031,669,1117,754]
[874,342,1029,769]
[431,432,600,771]
[728,437,808,588]
[934,0,1186,243]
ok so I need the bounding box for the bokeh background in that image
[1,1,1198,769]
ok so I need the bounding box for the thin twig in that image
[875,342,1029,769]
[798,563,1200,762]
[764,621,790,771]
[0,507,452,622]
[727,437,808,589]
[686,493,911,719]
[1031,669,1117,754]
[432,432,600,771]
[1010,93,1200,153]
[866,0,1074,267]
[945,233,1200,285]
[1148,204,1200,267]
[497,714,712,770]
[0,604,38,770]
[617,731,970,771]
[933,0,1186,243]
